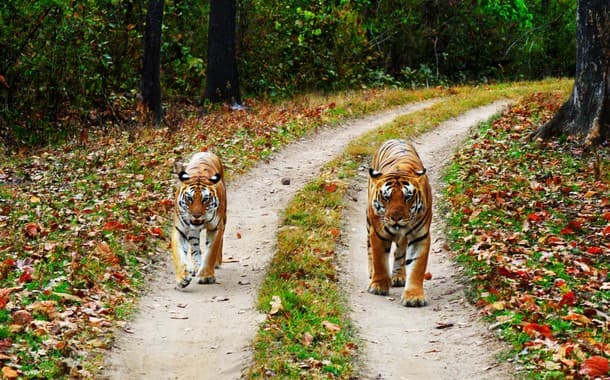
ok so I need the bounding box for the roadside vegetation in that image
[246,78,606,379]
[443,92,609,379]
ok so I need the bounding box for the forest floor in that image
[101,100,515,379]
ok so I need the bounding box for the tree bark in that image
[530,0,609,147]
[204,0,241,105]
[141,0,164,126]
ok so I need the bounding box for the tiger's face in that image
[369,171,426,233]
[176,171,222,226]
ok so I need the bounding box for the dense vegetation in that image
[1,0,576,148]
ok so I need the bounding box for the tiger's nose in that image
[390,214,402,222]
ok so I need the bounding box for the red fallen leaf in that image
[560,227,574,235]
[126,233,146,243]
[150,227,163,237]
[18,268,33,283]
[23,222,40,238]
[103,220,126,231]
[324,182,338,192]
[603,211,610,221]
[579,356,609,378]
[603,226,610,236]
[523,322,553,340]
[12,310,32,325]
[567,219,583,230]
[587,246,604,255]
[112,272,127,282]
[96,242,121,266]
[0,338,13,353]
[2,258,15,267]
[547,236,563,245]
[558,291,576,308]
[527,213,543,222]
[159,199,173,210]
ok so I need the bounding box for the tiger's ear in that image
[415,168,427,176]
[369,168,382,178]
[209,173,222,184]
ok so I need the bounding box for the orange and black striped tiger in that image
[171,151,226,289]
[367,139,432,307]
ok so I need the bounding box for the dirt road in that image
[102,100,513,379]
[341,102,515,379]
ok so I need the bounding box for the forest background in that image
[0,0,576,149]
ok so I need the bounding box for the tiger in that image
[366,139,432,307]
[171,151,227,289]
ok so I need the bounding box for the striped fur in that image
[367,139,432,306]
[171,152,226,288]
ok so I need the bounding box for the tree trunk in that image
[530,0,609,147]
[141,0,164,126]
[204,0,241,105]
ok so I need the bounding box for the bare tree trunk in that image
[141,0,164,126]
[204,0,241,106]
[530,0,609,147]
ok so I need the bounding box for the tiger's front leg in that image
[171,227,194,289]
[391,238,407,287]
[367,230,392,296]
[401,234,431,307]
[197,223,225,284]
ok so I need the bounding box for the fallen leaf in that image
[2,366,19,379]
[302,332,314,346]
[579,356,608,378]
[12,310,32,325]
[435,321,454,329]
[324,182,338,192]
[269,295,283,315]
[23,223,40,238]
[322,320,341,333]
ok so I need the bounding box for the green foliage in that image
[1,0,577,149]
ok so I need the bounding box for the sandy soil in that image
[102,99,515,380]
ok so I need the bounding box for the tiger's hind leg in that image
[171,226,194,289]
[367,229,392,296]
[401,234,431,307]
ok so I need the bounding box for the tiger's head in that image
[368,168,427,232]
[174,161,223,226]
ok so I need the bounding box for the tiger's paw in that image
[176,277,192,289]
[400,289,427,307]
[367,280,390,296]
[198,276,216,284]
[391,275,405,287]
